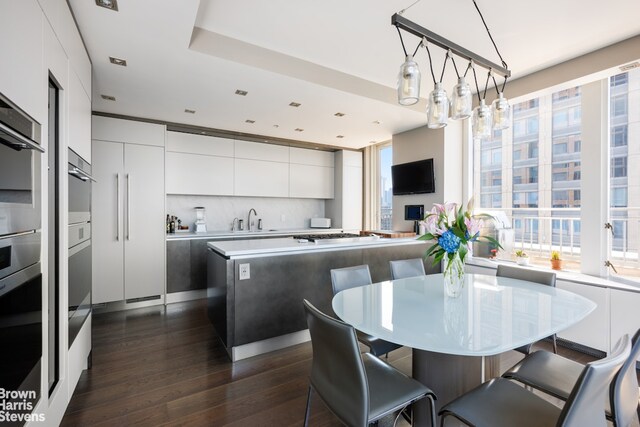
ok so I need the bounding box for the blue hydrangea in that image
[438,230,461,254]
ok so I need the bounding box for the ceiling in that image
[69,0,640,149]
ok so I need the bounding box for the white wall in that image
[166,195,325,231]
[391,121,463,230]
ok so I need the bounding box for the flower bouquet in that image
[418,200,501,296]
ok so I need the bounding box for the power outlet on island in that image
[239,263,250,280]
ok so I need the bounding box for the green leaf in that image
[425,242,440,257]
[451,226,466,239]
[433,251,445,266]
[418,233,435,241]
[478,235,504,249]
[459,245,468,262]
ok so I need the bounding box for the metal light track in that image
[392,13,511,78]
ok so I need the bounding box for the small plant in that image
[550,250,563,270]
[515,249,529,265]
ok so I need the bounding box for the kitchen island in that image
[207,236,437,360]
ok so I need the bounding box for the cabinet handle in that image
[127,174,131,240]
[116,174,120,241]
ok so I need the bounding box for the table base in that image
[412,349,501,427]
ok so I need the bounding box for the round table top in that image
[332,273,596,356]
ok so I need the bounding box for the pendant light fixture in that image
[392,0,511,138]
[398,55,421,106]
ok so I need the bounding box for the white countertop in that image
[332,274,596,356]
[207,236,426,258]
[167,228,345,241]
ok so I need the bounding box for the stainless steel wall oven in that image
[0,91,43,237]
[68,149,92,347]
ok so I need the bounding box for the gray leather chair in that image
[439,334,631,427]
[330,265,402,357]
[302,299,437,427]
[390,258,426,280]
[496,264,557,353]
[503,328,640,426]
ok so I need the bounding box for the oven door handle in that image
[69,167,96,182]
[0,121,45,153]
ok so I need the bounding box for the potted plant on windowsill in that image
[550,250,563,270]
[515,250,529,266]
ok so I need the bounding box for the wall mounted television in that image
[392,158,435,195]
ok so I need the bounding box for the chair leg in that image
[303,385,312,427]
[428,395,437,427]
[552,334,558,354]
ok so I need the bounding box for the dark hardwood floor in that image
[61,299,612,426]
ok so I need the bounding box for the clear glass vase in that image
[443,252,465,298]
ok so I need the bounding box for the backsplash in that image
[166,195,326,231]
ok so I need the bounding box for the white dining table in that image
[332,273,597,427]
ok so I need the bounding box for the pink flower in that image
[465,217,483,238]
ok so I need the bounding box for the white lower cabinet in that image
[555,281,609,352]
[610,289,640,359]
[92,140,165,303]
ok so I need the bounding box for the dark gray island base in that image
[206,237,437,360]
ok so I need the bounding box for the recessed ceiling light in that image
[334,112,345,117]
[245,119,255,124]
[372,120,381,125]
[336,135,344,139]
[200,131,207,135]
[235,89,248,96]
[369,140,377,144]
[101,95,116,101]
[109,56,127,66]
[95,0,118,11]
[184,109,196,114]
[289,102,301,107]
[273,124,279,128]
[295,128,304,132]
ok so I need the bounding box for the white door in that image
[124,144,165,299]
[92,140,125,303]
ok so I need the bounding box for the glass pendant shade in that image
[450,77,472,120]
[397,55,421,106]
[472,100,492,139]
[427,83,449,129]
[491,92,511,130]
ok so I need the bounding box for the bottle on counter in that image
[166,214,170,233]
[170,216,176,233]
[258,218,263,230]
[238,219,244,230]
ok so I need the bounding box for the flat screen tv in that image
[392,158,435,195]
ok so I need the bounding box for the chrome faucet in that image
[231,217,239,232]
[248,208,258,231]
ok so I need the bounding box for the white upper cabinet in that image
[235,140,289,162]
[68,70,91,162]
[290,147,334,167]
[234,158,289,197]
[93,116,165,147]
[289,164,335,199]
[166,131,234,157]
[0,0,45,124]
[166,152,234,196]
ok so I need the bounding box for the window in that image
[611,125,628,147]
[513,166,538,185]
[379,145,392,230]
[610,73,628,87]
[611,156,627,178]
[611,187,627,207]
[513,191,538,208]
[553,143,567,155]
[611,95,628,117]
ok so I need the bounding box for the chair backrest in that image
[390,258,426,280]
[496,264,556,287]
[557,334,631,427]
[303,299,369,427]
[330,265,372,295]
[610,329,640,427]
